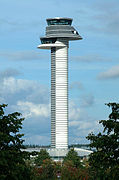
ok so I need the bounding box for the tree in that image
[63,148,82,168]
[0,104,32,180]
[34,159,56,180]
[34,150,56,180]
[62,149,91,180]
[87,103,119,179]
[34,149,51,167]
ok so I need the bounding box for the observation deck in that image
[39,17,82,48]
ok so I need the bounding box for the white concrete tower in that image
[38,18,82,149]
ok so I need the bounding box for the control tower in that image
[38,17,82,149]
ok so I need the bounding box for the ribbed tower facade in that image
[38,18,82,149]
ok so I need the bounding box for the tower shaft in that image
[51,40,68,149]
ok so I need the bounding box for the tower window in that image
[47,19,72,26]
[41,38,57,44]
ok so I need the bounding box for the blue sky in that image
[0,0,119,145]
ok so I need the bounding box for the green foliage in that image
[63,148,82,168]
[34,149,51,166]
[62,158,91,180]
[61,165,80,180]
[0,104,32,180]
[33,159,56,180]
[33,158,92,180]
[87,103,119,179]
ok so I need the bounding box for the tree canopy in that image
[87,103,119,179]
[0,104,31,180]
[34,149,51,166]
[63,148,82,168]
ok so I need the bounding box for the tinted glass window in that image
[41,38,57,44]
[47,19,72,26]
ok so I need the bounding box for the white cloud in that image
[70,121,93,130]
[69,121,80,127]
[77,121,94,130]
[0,75,102,145]
[69,117,102,144]
[69,100,103,144]
[0,50,46,61]
[0,77,49,105]
[24,134,50,145]
[98,65,119,79]
[0,18,18,26]
[72,54,111,62]
[76,1,119,37]
[69,101,95,132]
[0,75,50,145]
[0,17,43,32]
[69,101,81,121]
[2,77,29,94]
[16,101,50,118]
[80,94,95,107]
[0,68,21,79]
[1,77,41,95]
[70,81,83,90]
